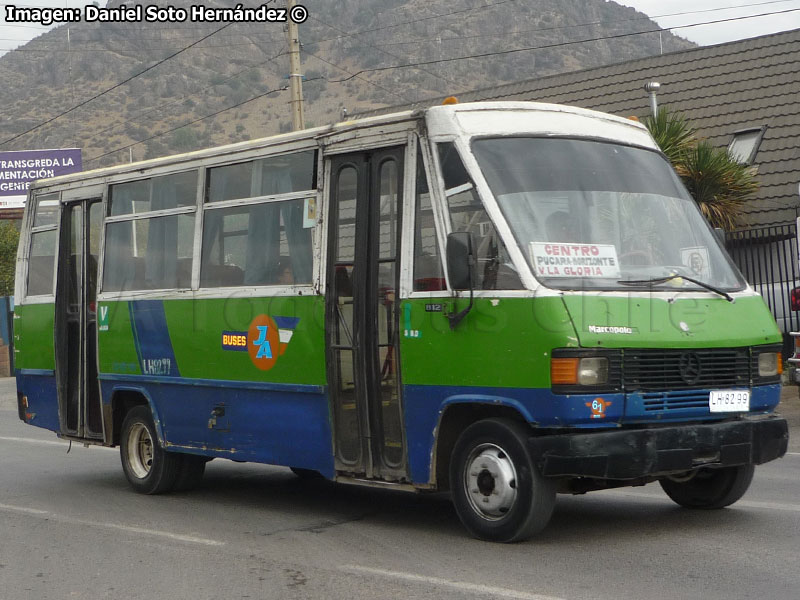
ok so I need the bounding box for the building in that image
[360,29,800,339]
[363,28,800,228]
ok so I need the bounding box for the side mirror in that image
[446,232,474,290]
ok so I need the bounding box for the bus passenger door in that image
[54,199,103,440]
[327,148,407,480]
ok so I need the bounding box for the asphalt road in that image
[1,378,799,600]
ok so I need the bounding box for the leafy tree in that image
[0,221,20,297]
[644,109,758,231]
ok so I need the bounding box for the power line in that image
[84,81,326,165]
[334,0,800,49]
[307,15,461,97]
[0,21,235,147]
[0,38,287,52]
[82,48,289,147]
[330,7,800,82]
[308,0,521,46]
[301,49,416,106]
[5,1,793,54]
[2,0,516,52]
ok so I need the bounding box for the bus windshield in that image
[471,137,746,292]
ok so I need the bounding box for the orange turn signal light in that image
[551,358,579,385]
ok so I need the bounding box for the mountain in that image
[0,0,694,168]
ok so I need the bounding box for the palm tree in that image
[674,141,759,231]
[643,107,695,165]
[644,109,758,231]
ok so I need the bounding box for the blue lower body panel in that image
[99,375,335,479]
[401,383,783,485]
[15,370,60,433]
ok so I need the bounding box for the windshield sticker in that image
[680,246,710,278]
[530,243,621,278]
[303,197,316,228]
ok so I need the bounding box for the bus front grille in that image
[623,348,750,392]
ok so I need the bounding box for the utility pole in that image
[286,0,305,131]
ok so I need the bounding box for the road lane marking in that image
[339,565,568,600]
[90,522,225,546]
[0,435,69,447]
[733,499,800,512]
[0,502,224,546]
[0,435,115,450]
[0,502,49,515]
[601,490,800,513]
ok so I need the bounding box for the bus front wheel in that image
[659,464,755,509]
[120,406,182,494]
[450,418,556,542]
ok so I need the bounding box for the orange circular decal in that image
[247,314,280,371]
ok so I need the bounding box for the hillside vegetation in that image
[0,0,694,168]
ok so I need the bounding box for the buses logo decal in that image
[221,315,300,370]
[252,325,273,359]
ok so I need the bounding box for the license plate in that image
[709,390,750,413]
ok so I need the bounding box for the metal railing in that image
[725,223,799,352]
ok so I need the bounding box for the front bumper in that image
[528,416,788,480]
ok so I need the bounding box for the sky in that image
[0,0,799,56]
[617,0,800,45]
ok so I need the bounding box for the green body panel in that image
[14,303,56,371]
[398,296,577,388]
[563,294,781,348]
[98,295,327,383]
[398,293,780,389]
[97,300,141,375]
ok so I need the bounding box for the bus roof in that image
[28,101,654,192]
[29,107,419,191]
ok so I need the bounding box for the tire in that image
[450,418,556,542]
[120,406,181,494]
[173,455,207,492]
[659,464,755,509]
[290,467,323,480]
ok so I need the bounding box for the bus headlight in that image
[551,356,609,385]
[578,357,609,385]
[758,352,781,377]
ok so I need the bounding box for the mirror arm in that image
[447,285,474,330]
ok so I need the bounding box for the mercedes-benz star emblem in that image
[678,352,702,385]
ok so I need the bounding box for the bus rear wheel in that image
[659,464,755,509]
[120,406,181,494]
[450,418,556,542]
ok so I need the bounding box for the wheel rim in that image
[463,443,518,521]
[126,422,154,479]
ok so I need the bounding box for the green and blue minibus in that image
[14,101,789,541]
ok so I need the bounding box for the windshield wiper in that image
[617,274,734,302]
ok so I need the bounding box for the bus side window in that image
[25,193,60,297]
[437,142,522,290]
[200,200,313,287]
[413,144,445,292]
[27,229,58,296]
[200,151,316,288]
[103,172,197,292]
